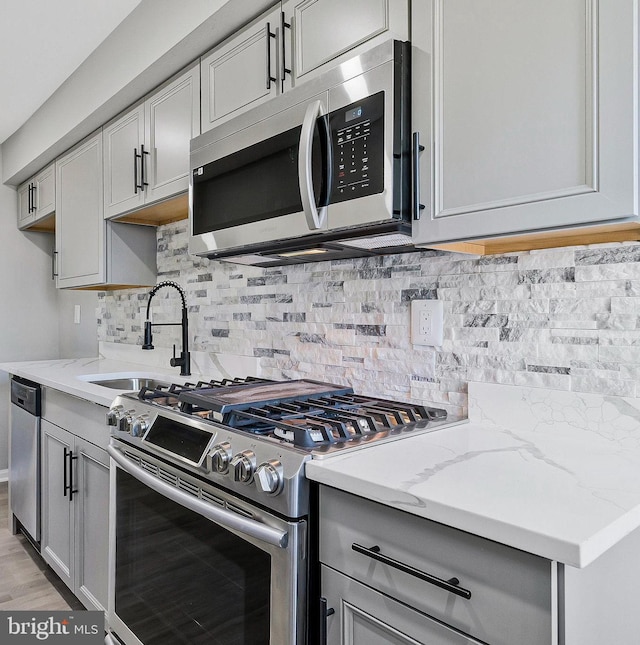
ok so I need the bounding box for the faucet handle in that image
[170,344,181,368]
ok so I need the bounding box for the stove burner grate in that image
[221,394,447,448]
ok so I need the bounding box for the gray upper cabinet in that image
[103,103,145,219]
[412,0,638,247]
[201,0,408,132]
[145,62,200,204]
[285,0,407,83]
[56,132,106,288]
[56,130,157,289]
[104,62,200,219]
[17,181,32,229]
[17,163,56,231]
[201,6,282,132]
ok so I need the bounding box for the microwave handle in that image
[298,100,328,230]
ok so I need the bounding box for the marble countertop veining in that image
[0,344,262,407]
[306,381,640,568]
[0,356,194,406]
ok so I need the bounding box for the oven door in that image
[105,441,307,645]
[189,92,331,257]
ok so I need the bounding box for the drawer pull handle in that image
[352,543,472,600]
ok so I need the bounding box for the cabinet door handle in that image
[133,146,149,195]
[412,132,426,220]
[140,143,149,189]
[281,11,291,92]
[266,22,277,89]
[52,251,58,280]
[63,447,69,497]
[27,184,32,213]
[319,596,334,645]
[64,448,78,502]
[352,543,472,599]
[32,184,37,213]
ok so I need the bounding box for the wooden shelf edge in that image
[112,193,189,226]
[424,222,640,256]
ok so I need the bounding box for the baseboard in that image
[0,469,8,483]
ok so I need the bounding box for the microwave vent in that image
[338,233,413,250]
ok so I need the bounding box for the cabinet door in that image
[33,163,56,220]
[55,131,105,288]
[17,180,33,229]
[74,438,110,611]
[41,420,74,592]
[412,0,638,246]
[284,0,407,82]
[201,5,280,132]
[103,103,145,218]
[145,62,200,204]
[322,566,477,645]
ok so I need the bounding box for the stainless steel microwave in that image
[189,40,414,266]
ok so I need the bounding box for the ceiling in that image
[0,0,141,145]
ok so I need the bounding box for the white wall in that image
[0,150,60,471]
[2,0,273,184]
[57,291,98,359]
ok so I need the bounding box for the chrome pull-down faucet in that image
[142,281,191,376]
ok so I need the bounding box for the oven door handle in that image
[298,99,328,230]
[107,445,289,549]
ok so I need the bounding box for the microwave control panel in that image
[329,92,385,204]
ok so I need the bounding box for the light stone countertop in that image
[306,381,640,568]
[0,344,261,407]
[0,356,195,407]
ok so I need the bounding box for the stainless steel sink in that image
[89,377,170,391]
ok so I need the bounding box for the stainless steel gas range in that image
[103,377,456,645]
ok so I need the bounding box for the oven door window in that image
[192,119,328,234]
[114,469,271,645]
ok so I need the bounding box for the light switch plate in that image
[73,305,81,325]
[411,300,443,346]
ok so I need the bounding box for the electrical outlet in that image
[411,300,443,346]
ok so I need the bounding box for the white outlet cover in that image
[411,300,444,346]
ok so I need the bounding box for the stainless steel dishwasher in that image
[9,376,42,544]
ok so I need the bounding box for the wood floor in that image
[0,481,83,610]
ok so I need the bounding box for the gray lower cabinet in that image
[322,566,476,644]
[41,411,109,612]
[411,0,638,246]
[320,486,640,645]
[320,486,553,645]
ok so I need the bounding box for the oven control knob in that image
[210,442,233,473]
[106,405,124,427]
[255,460,284,496]
[230,450,256,484]
[119,410,136,433]
[131,415,150,437]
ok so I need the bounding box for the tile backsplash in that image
[97,220,640,416]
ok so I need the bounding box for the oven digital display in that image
[144,417,212,464]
